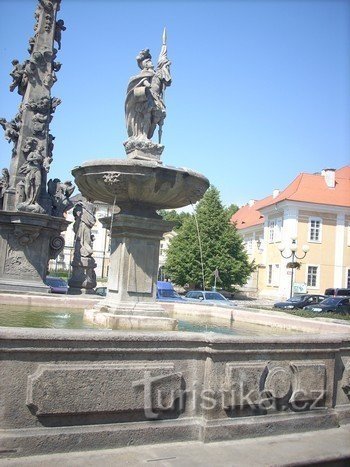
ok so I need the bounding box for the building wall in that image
[240,203,350,299]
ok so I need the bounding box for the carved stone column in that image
[0,1,74,294]
[86,213,177,330]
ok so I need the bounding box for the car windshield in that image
[287,296,306,303]
[204,293,225,301]
[158,290,180,298]
[319,298,341,306]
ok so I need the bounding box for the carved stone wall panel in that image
[26,363,183,416]
[224,360,327,412]
[289,361,326,402]
[127,240,156,294]
[3,230,44,279]
[224,362,266,407]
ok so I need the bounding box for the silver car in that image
[185,290,236,307]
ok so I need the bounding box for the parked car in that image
[45,276,68,294]
[157,281,185,302]
[94,286,107,297]
[185,290,236,307]
[324,288,350,297]
[274,294,326,310]
[304,297,350,314]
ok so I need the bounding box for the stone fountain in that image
[72,30,209,330]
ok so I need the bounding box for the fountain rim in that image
[1,325,349,346]
[71,158,210,183]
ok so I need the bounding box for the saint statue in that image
[125,29,171,153]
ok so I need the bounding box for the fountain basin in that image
[0,322,349,459]
[71,159,210,213]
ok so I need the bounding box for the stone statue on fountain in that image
[124,28,172,162]
[68,200,97,294]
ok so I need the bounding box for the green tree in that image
[225,203,239,218]
[158,209,191,230]
[165,187,254,289]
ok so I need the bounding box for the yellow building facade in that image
[231,167,350,299]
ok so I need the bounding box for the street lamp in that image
[278,238,309,298]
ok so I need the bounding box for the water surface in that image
[0,304,299,336]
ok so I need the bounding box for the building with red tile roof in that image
[231,166,350,299]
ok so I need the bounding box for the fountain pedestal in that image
[86,212,178,330]
[0,211,69,293]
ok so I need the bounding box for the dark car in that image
[185,290,236,307]
[45,276,68,294]
[274,294,326,310]
[324,288,350,297]
[304,297,350,314]
[94,286,107,297]
[157,281,185,302]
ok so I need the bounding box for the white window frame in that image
[274,218,283,242]
[268,220,275,243]
[245,236,253,254]
[267,264,279,286]
[306,264,320,289]
[308,217,322,243]
[347,222,350,247]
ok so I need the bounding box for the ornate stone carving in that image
[103,172,121,185]
[9,59,27,95]
[0,168,10,210]
[49,234,65,259]
[54,19,66,50]
[0,117,20,144]
[224,360,326,412]
[17,143,46,214]
[47,178,75,217]
[124,29,171,161]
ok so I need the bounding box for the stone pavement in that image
[1,425,350,467]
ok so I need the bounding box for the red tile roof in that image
[231,166,350,230]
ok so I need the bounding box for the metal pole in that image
[290,252,295,298]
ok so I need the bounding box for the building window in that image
[268,221,275,243]
[275,218,282,242]
[308,217,322,242]
[267,264,280,286]
[347,269,350,289]
[245,236,253,253]
[268,265,273,284]
[307,265,318,288]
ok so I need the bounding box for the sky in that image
[0,0,349,208]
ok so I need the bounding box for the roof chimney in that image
[321,168,335,188]
[248,199,255,207]
[272,189,280,199]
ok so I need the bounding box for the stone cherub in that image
[54,19,66,50]
[125,29,172,148]
[9,59,27,95]
[48,178,75,217]
[0,117,20,144]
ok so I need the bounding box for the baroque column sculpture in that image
[0,0,74,293]
[68,201,97,294]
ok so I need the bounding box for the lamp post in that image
[277,237,309,298]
